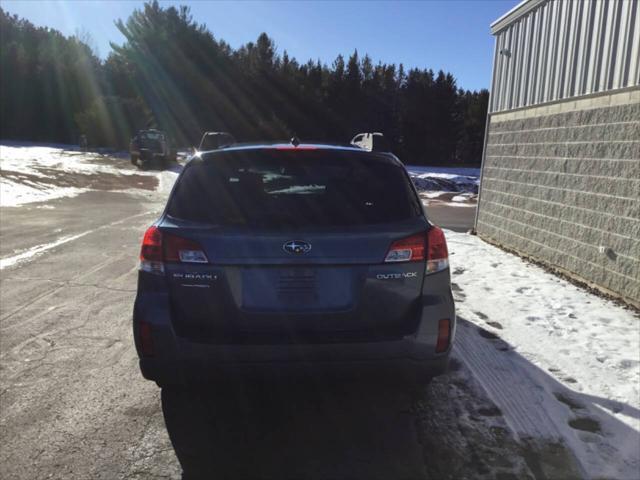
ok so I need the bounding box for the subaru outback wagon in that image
[133,142,455,387]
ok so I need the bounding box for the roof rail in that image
[350,132,390,152]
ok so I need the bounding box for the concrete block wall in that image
[477,87,640,307]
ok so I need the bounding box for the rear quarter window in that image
[167,149,421,229]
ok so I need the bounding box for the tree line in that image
[0,2,489,165]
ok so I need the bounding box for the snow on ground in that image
[157,167,181,192]
[446,229,640,479]
[451,192,476,202]
[1,180,86,207]
[406,165,480,207]
[1,142,144,176]
[0,142,180,206]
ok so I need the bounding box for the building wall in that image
[477,87,640,306]
[491,0,640,112]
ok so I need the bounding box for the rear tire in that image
[130,154,139,166]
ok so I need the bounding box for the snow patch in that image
[443,202,477,208]
[0,232,88,269]
[452,192,476,202]
[406,166,479,206]
[423,191,449,199]
[1,181,86,207]
[0,210,154,270]
[0,142,178,206]
[0,144,142,176]
[157,167,181,196]
[446,230,640,479]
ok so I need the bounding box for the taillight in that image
[139,226,208,275]
[384,227,449,273]
[436,318,451,353]
[164,233,208,264]
[140,226,164,274]
[384,233,426,262]
[426,226,449,274]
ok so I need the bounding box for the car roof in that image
[203,141,398,156]
[194,143,402,166]
[218,142,361,152]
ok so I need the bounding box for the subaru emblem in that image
[283,240,312,254]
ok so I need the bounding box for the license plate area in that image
[241,267,353,312]
[277,268,317,305]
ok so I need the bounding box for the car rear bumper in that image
[138,333,453,387]
[134,281,456,387]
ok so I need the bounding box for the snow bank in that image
[447,230,640,479]
[0,144,146,177]
[0,181,86,207]
[157,166,181,196]
[0,142,176,206]
[406,165,480,194]
[451,192,476,202]
[406,166,479,207]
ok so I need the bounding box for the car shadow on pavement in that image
[161,375,427,480]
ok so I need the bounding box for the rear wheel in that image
[130,154,139,166]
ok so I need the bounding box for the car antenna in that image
[290,136,300,147]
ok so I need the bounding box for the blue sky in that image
[2,0,519,91]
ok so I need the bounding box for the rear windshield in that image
[167,149,421,229]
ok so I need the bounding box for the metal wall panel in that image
[490,0,640,112]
